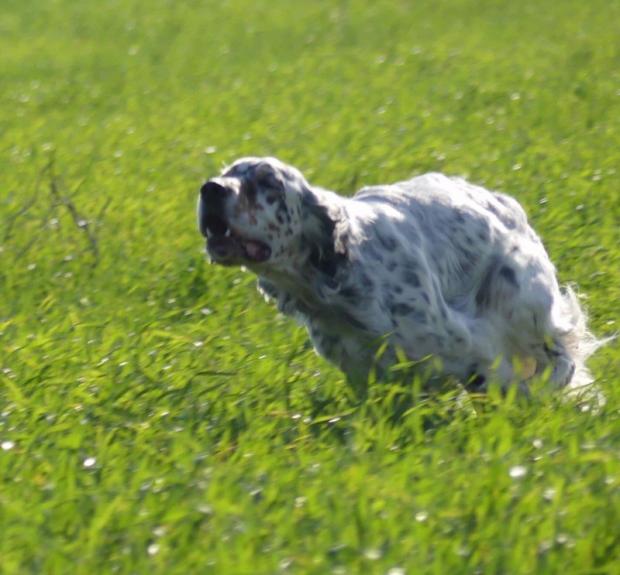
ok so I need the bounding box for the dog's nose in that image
[198,180,230,237]
[200,181,229,208]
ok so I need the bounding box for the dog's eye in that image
[258,173,282,190]
[264,191,281,205]
[255,163,284,190]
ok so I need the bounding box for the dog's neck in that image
[256,250,335,314]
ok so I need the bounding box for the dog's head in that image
[198,157,344,272]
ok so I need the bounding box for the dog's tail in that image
[554,285,611,406]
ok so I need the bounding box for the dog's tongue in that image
[243,240,271,262]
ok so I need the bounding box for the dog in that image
[197,157,601,396]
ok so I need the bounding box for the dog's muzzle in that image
[198,180,271,264]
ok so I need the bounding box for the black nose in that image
[198,180,230,237]
[200,181,229,210]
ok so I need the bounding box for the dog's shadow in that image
[304,370,481,447]
[303,357,572,449]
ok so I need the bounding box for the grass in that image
[1,0,619,573]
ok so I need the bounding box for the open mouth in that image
[203,213,271,264]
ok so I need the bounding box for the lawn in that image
[1,0,619,573]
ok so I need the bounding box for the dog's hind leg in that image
[505,263,601,392]
[531,339,575,388]
[529,285,602,392]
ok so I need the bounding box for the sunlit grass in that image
[1,0,619,573]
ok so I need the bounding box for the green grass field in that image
[1,0,619,573]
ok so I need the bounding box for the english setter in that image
[197,157,601,396]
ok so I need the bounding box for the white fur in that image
[199,157,604,397]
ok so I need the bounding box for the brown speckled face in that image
[198,158,305,267]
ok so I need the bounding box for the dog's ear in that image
[301,188,348,277]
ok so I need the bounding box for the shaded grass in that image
[1,0,619,573]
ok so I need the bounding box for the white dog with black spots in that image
[198,157,602,397]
